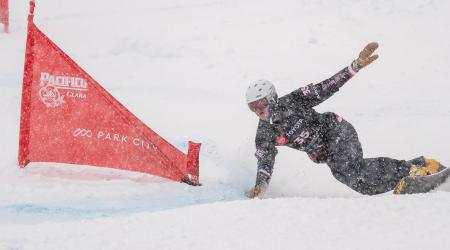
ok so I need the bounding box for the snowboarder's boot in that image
[394,158,446,194]
[409,159,443,177]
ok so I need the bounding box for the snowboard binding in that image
[394,158,449,194]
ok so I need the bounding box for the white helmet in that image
[245,80,277,103]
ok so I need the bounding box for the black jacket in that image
[253,62,360,185]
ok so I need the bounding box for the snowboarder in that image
[245,42,446,198]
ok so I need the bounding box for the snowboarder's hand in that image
[356,42,379,68]
[245,184,267,199]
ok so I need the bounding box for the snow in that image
[2,194,450,250]
[1,0,450,249]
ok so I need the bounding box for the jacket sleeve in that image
[286,61,361,108]
[254,121,278,186]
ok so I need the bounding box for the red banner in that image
[0,0,8,32]
[18,1,201,185]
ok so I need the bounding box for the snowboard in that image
[394,164,450,194]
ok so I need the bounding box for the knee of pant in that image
[332,172,381,195]
[352,184,379,195]
[351,178,388,195]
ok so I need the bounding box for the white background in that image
[1,0,449,249]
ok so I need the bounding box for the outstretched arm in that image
[287,42,379,108]
[246,121,278,199]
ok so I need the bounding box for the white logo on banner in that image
[73,127,158,152]
[39,85,65,108]
[38,72,89,108]
[73,128,93,137]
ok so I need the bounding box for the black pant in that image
[324,119,411,195]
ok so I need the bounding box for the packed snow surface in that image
[1,0,450,249]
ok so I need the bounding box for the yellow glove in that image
[356,42,379,68]
[245,184,267,199]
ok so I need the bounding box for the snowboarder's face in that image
[248,98,270,121]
